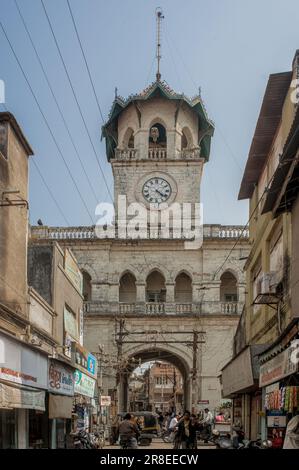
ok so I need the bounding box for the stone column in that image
[17,409,28,449]
[165,282,175,315]
[135,282,146,314]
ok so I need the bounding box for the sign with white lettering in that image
[259,345,299,387]
[0,332,47,389]
[74,369,95,398]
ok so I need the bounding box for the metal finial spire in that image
[115,87,118,99]
[155,7,164,81]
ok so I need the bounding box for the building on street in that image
[221,49,299,447]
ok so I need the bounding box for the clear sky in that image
[0,0,298,227]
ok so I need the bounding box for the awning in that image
[49,393,73,419]
[0,381,45,411]
[221,345,268,398]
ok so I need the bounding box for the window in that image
[146,271,166,302]
[149,123,167,148]
[119,272,136,303]
[82,270,92,301]
[175,273,192,303]
[220,271,238,302]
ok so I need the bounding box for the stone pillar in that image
[165,282,175,315]
[50,419,57,449]
[136,282,146,302]
[135,282,146,314]
[17,409,28,449]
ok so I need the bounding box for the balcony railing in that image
[178,148,201,159]
[119,303,136,314]
[148,148,167,159]
[31,224,249,241]
[115,148,138,160]
[146,303,165,314]
[221,302,239,314]
[176,303,193,314]
[82,301,243,316]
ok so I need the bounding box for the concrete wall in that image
[0,119,30,316]
[291,195,299,318]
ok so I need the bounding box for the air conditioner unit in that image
[258,272,277,295]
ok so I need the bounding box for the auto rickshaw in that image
[117,411,159,446]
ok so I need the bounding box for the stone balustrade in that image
[178,148,201,159]
[175,303,193,314]
[31,224,249,241]
[221,302,239,314]
[82,301,242,316]
[146,303,165,314]
[119,303,136,314]
[148,148,167,159]
[115,148,138,160]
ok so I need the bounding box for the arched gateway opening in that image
[118,348,192,413]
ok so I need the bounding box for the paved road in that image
[105,438,216,450]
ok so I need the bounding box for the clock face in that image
[142,177,172,206]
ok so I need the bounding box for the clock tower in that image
[102,80,214,220]
[102,9,214,225]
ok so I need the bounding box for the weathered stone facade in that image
[31,80,250,412]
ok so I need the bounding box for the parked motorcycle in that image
[71,430,98,449]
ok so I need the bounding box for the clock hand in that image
[156,188,166,197]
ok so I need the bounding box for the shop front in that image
[221,345,267,440]
[0,332,48,448]
[48,359,75,448]
[71,343,98,433]
[259,324,299,448]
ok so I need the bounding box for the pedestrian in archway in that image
[176,410,197,449]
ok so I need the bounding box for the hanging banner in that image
[74,369,95,398]
[0,382,45,411]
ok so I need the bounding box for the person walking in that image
[202,408,214,443]
[118,413,140,449]
[176,411,197,449]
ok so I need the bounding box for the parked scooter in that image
[71,430,97,449]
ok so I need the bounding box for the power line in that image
[14,0,100,205]
[0,20,95,224]
[31,159,70,225]
[40,0,113,202]
[0,102,70,225]
[65,0,155,281]
[212,173,276,281]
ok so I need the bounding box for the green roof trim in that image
[101,80,214,161]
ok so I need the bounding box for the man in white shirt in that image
[169,415,179,431]
[202,408,213,443]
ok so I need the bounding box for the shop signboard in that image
[72,343,97,379]
[64,249,83,294]
[74,369,95,398]
[64,307,79,341]
[259,345,299,387]
[100,395,111,406]
[0,332,47,389]
[48,360,74,396]
[222,347,254,396]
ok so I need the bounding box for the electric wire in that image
[0,20,95,224]
[40,0,113,202]
[14,0,100,205]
